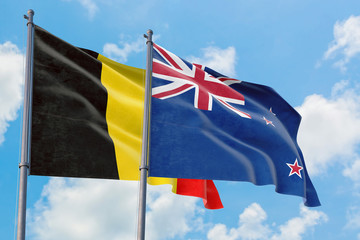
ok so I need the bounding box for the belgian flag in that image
[30,25,223,209]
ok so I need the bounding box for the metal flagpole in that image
[137,29,153,240]
[17,9,35,240]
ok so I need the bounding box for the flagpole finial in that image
[144,29,153,44]
[25,9,34,25]
[28,9,34,15]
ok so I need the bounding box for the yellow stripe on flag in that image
[98,54,177,192]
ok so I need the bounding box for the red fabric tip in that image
[176,179,223,209]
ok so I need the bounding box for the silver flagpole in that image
[17,9,35,240]
[137,29,153,240]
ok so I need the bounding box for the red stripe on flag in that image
[154,44,182,70]
[176,179,223,209]
[152,83,193,99]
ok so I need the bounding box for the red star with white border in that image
[287,159,303,178]
[263,116,275,127]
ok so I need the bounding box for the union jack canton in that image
[152,44,251,119]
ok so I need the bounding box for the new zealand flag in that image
[148,44,320,207]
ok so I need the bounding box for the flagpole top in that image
[24,9,34,25]
[144,29,153,44]
[28,9,34,15]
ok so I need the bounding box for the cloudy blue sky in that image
[1,0,360,239]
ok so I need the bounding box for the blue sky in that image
[1,0,360,239]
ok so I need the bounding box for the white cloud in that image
[146,184,202,239]
[270,206,328,240]
[188,46,237,77]
[0,41,24,145]
[207,203,327,240]
[62,0,98,19]
[103,37,146,63]
[345,206,360,230]
[79,0,98,19]
[323,15,360,71]
[236,203,271,240]
[296,80,360,176]
[28,178,201,240]
[343,158,360,184]
[208,203,270,240]
[28,178,139,240]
